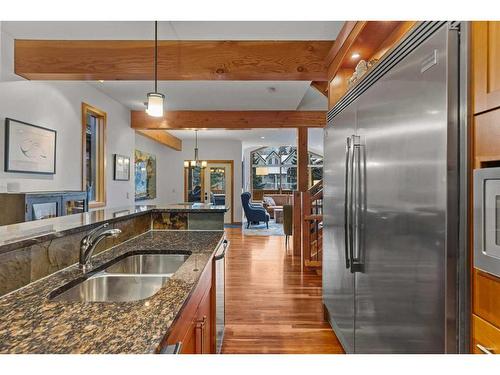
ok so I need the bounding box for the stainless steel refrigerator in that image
[323,22,470,354]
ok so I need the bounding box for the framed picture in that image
[113,154,130,181]
[4,118,57,174]
[134,149,156,201]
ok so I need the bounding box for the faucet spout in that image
[79,224,121,273]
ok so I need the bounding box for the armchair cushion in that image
[241,192,270,228]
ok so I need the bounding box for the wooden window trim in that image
[82,102,107,209]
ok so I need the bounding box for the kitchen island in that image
[0,204,228,353]
[0,230,224,353]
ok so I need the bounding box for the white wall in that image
[0,28,244,217]
[0,30,135,209]
[135,133,243,221]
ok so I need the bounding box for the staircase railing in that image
[292,180,323,270]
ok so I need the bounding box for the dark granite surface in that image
[0,204,227,254]
[0,230,224,353]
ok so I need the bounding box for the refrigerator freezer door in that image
[323,102,357,353]
[353,25,452,353]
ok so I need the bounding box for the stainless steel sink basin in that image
[50,274,170,302]
[49,252,190,302]
[104,254,189,275]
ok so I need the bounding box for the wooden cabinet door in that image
[473,108,500,168]
[473,21,500,114]
[472,314,500,354]
[195,288,212,354]
[179,318,197,354]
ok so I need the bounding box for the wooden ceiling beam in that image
[131,110,326,130]
[135,129,182,151]
[14,39,333,81]
[310,81,328,97]
[326,21,368,81]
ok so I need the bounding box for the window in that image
[250,146,323,196]
[184,165,204,202]
[82,103,106,208]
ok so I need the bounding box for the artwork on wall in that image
[113,154,130,181]
[4,118,57,174]
[134,149,156,201]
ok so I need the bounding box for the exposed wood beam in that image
[310,81,328,97]
[135,129,182,151]
[15,40,333,81]
[324,22,364,66]
[131,110,326,130]
[326,21,368,81]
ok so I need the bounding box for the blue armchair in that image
[241,192,270,229]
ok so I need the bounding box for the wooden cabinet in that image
[473,269,500,331]
[471,21,500,354]
[472,314,500,354]
[195,288,212,354]
[473,21,500,114]
[160,256,215,354]
[473,108,500,168]
[0,191,88,225]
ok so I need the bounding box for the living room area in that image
[169,127,324,240]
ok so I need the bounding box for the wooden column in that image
[297,128,309,193]
[293,128,309,257]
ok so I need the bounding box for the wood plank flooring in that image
[221,228,344,354]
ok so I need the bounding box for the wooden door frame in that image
[184,160,234,224]
[81,102,107,209]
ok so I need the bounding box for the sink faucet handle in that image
[86,223,110,243]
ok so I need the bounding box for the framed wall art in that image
[134,149,156,201]
[4,118,57,174]
[113,154,130,181]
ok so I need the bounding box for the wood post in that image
[293,191,302,257]
[297,128,309,193]
[302,191,312,264]
[292,128,309,258]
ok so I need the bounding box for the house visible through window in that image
[82,103,106,208]
[250,146,323,196]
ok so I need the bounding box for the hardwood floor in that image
[221,227,344,354]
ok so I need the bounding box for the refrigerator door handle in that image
[351,135,365,273]
[344,136,353,269]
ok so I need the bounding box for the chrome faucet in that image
[79,223,121,273]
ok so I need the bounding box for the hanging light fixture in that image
[146,21,165,117]
[188,130,207,168]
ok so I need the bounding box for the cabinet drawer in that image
[473,268,500,329]
[473,108,500,168]
[472,314,500,354]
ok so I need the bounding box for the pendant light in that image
[189,130,207,168]
[146,21,165,117]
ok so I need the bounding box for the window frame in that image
[250,146,323,195]
[81,102,107,209]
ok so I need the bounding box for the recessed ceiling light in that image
[351,53,361,59]
[98,80,104,83]
[260,136,265,139]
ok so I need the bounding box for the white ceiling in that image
[89,80,326,111]
[2,21,334,144]
[1,21,343,40]
[170,128,324,154]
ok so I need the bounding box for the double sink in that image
[49,252,190,303]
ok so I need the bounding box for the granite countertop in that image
[0,230,224,353]
[0,204,228,254]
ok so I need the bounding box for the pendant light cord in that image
[154,20,158,93]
